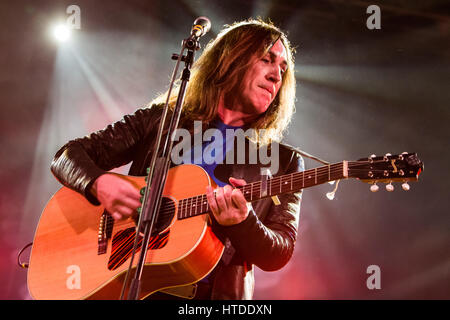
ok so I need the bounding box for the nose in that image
[267,65,282,83]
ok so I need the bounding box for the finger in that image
[112,205,134,220]
[229,177,247,187]
[119,183,141,201]
[215,187,228,212]
[119,196,141,211]
[223,185,233,207]
[111,212,122,220]
[206,186,219,216]
[111,197,140,212]
[231,189,248,213]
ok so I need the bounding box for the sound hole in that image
[107,197,176,271]
[150,196,176,235]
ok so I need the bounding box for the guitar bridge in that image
[98,210,113,255]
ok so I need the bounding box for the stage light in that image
[52,24,71,42]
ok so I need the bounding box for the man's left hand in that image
[206,177,248,226]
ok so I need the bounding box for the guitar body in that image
[27,164,224,300]
[27,152,423,299]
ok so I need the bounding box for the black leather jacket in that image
[51,105,303,299]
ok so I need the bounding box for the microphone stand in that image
[120,35,202,300]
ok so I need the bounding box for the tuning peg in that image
[385,183,394,192]
[385,153,392,156]
[370,183,379,192]
[398,152,408,161]
[402,182,410,191]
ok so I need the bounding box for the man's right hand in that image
[91,173,141,221]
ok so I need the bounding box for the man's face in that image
[234,39,288,116]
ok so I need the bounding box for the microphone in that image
[191,16,211,38]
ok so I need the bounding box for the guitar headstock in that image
[348,152,424,192]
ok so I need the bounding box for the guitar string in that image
[174,160,409,219]
[104,170,399,227]
[149,166,346,219]
[105,159,404,225]
[175,164,343,217]
[146,163,398,219]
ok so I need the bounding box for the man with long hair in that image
[51,19,303,299]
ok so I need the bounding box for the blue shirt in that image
[185,119,243,187]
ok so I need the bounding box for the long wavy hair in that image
[149,18,296,145]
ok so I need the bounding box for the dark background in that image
[0,0,448,299]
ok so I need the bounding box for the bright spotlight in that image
[52,24,71,42]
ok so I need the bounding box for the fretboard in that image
[177,161,347,220]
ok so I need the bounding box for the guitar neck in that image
[177,161,348,220]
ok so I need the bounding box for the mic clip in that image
[184,36,201,50]
[171,38,201,63]
[171,43,200,62]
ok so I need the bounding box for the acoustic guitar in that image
[27,153,423,299]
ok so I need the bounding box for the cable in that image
[289,145,331,165]
[17,242,33,269]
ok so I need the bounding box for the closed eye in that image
[263,52,288,76]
